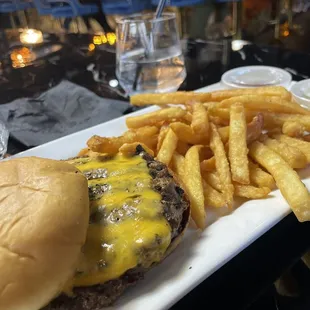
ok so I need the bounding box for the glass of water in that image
[116,13,186,95]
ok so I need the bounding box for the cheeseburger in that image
[0,146,189,310]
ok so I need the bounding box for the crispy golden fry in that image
[78,147,90,156]
[249,141,310,222]
[126,107,186,129]
[263,137,307,169]
[130,92,211,106]
[199,146,213,161]
[218,126,229,143]
[234,184,271,199]
[200,157,216,172]
[156,126,169,154]
[247,114,264,144]
[119,142,154,157]
[249,161,275,189]
[183,111,193,124]
[282,121,305,137]
[202,180,226,208]
[87,126,158,153]
[171,152,186,179]
[229,103,250,184]
[209,86,291,101]
[157,104,170,109]
[156,128,178,166]
[202,171,222,192]
[217,113,264,145]
[176,141,191,156]
[210,123,234,207]
[191,102,209,139]
[275,134,310,162]
[303,134,310,142]
[170,122,207,144]
[209,115,229,126]
[184,146,206,229]
[262,113,310,131]
[203,101,220,109]
[218,95,310,115]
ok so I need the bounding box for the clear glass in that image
[116,13,186,95]
[0,121,8,159]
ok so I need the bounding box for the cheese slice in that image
[68,154,171,287]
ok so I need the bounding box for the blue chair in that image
[0,0,33,13]
[102,0,153,15]
[32,0,73,16]
[151,0,205,7]
[47,0,98,17]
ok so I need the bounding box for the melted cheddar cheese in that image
[68,154,171,287]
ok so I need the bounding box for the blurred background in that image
[1,0,310,52]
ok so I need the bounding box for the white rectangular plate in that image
[13,83,310,310]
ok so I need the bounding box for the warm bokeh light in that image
[88,43,95,52]
[20,29,43,45]
[92,33,116,46]
[10,47,35,68]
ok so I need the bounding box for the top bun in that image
[0,157,89,310]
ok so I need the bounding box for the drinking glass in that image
[0,121,8,159]
[116,13,186,95]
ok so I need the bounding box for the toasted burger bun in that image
[0,157,89,310]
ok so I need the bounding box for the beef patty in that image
[44,146,189,310]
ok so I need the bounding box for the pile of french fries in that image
[85,86,310,229]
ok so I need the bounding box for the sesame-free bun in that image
[0,157,89,310]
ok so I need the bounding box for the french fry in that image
[303,134,310,142]
[184,146,206,229]
[126,107,186,129]
[210,123,234,207]
[202,180,226,208]
[209,86,291,101]
[191,102,209,140]
[170,122,207,144]
[262,113,310,131]
[282,121,305,137]
[78,147,90,156]
[171,152,186,179]
[217,113,263,145]
[218,126,229,143]
[249,161,275,189]
[176,141,191,156]
[234,184,271,199]
[249,141,310,222]
[199,146,213,161]
[156,126,169,154]
[218,95,310,115]
[247,113,264,144]
[130,92,211,106]
[263,137,307,169]
[275,134,310,162]
[229,103,250,184]
[202,171,222,192]
[87,126,158,153]
[156,128,178,166]
[119,142,154,157]
[200,157,216,172]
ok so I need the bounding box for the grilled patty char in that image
[44,146,189,310]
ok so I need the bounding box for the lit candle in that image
[20,29,43,45]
